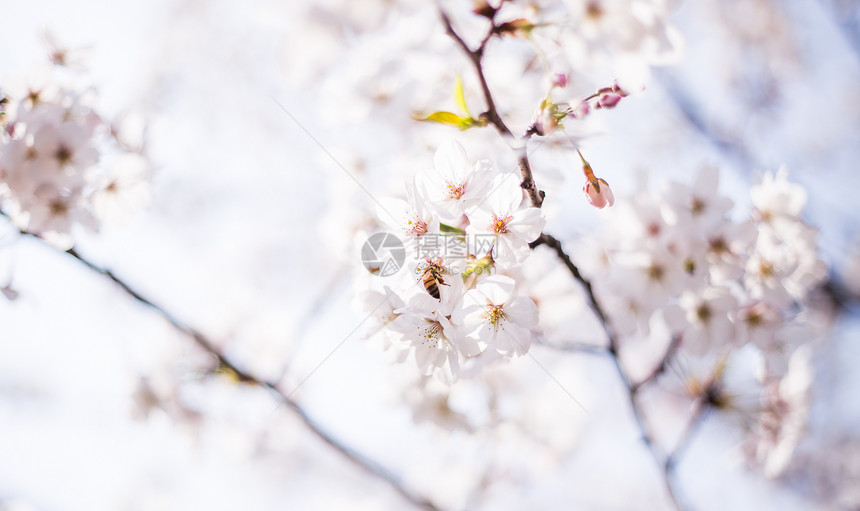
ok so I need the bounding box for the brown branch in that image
[632,335,682,393]
[3,213,441,511]
[531,232,686,511]
[666,402,709,473]
[437,5,544,208]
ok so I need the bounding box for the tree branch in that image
[437,5,544,208]
[632,335,682,393]
[531,231,687,510]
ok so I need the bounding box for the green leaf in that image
[413,111,478,130]
[439,223,466,234]
[454,76,469,115]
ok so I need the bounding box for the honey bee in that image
[417,258,448,299]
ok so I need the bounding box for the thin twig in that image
[437,5,544,208]
[3,213,441,511]
[633,335,682,393]
[666,403,709,473]
[531,231,686,510]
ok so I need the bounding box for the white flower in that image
[91,154,152,222]
[748,346,812,479]
[453,275,538,357]
[30,120,98,177]
[358,286,409,361]
[703,219,756,284]
[661,165,733,230]
[23,181,97,248]
[734,301,782,350]
[667,286,739,356]
[0,63,148,247]
[465,173,545,267]
[619,246,686,304]
[377,176,439,244]
[421,140,492,222]
[392,277,464,381]
[745,225,825,308]
[751,167,807,222]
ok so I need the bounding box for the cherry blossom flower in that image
[377,176,440,244]
[358,286,409,361]
[661,165,732,229]
[453,275,538,357]
[533,100,568,136]
[392,277,465,381]
[751,167,808,222]
[0,62,149,246]
[30,121,98,176]
[421,140,492,222]
[667,286,739,356]
[734,301,783,350]
[703,219,756,284]
[746,346,812,478]
[465,173,545,267]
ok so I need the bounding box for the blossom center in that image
[49,198,69,217]
[647,263,664,281]
[709,237,728,254]
[586,1,604,20]
[55,145,73,166]
[446,180,466,200]
[745,310,763,327]
[406,217,428,236]
[490,214,513,234]
[482,304,506,329]
[419,320,444,347]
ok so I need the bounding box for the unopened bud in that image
[596,93,622,109]
[583,177,615,209]
[551,73,569,89]
[571,101,590,119]
[532,100,567,136]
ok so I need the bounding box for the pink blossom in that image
[551,73,568,88]
[596,92,622,109]
[583,178,615,209]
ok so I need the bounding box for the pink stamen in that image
[446,181,466,200]
[490,214,513,234]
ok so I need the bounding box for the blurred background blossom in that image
[0,0,858,510]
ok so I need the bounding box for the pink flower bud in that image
[611,80,629,97]
[571,101,590,119]
[551,73,569,89]
[533,107,557,136]
[596,93,622,109]
[583,178,615,209]
[533,101,567,136]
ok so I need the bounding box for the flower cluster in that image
[496,0,683,83]
[580,166,824,369]
[575,166,825,475]
[0,60,149,248]
[360,141,546,382]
